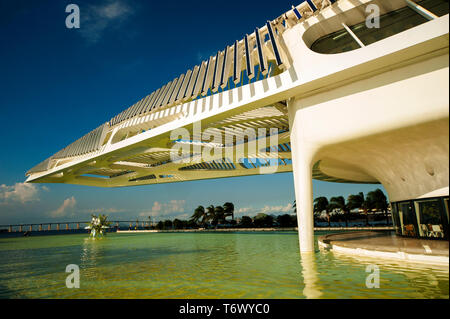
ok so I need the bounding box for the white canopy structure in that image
[27,0,449,252]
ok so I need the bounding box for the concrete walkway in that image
[318,231,449,265]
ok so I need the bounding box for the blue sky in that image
[0,0,385,225]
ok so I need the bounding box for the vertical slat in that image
[190,61,206,99]
[156,81,173,108]
[233,40,241,84]
[151,84,168,111]
[255,27,268,75]
[130,100,143,118]
[73,138,82,156]
[123,104,135,121]
[84,132,92,154]
[201,56,214,96]
[161,78,179,107]
[244,34,254,79]
[292,5,302,19]
[266,21,284,67]
[176,69,192,102]
[149,87,165,111]
[306,0,318,11]
[131,97,146,118]
[145,88,161,113]
[219,45,231,89]
[211,51,221,93]
[168,73,185,105]
[184,66,199,100]
[117,110,126,124]
[137,94,151,115]
[91,126,100,151]
[87,131,96,153]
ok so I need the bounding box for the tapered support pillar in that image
[288,98,317,253]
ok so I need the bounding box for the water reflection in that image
[80,238,106,281]
[326,250,449,298]
[300,252,323,299]
[0,232,447,298]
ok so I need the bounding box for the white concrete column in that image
[288,98,318,253]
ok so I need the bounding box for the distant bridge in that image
[0,220,158,233]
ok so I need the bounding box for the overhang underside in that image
[25,103,379,187]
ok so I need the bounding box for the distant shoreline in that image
[117,226,394,233]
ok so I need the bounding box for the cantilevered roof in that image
[27,0,376,187]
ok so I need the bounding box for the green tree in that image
[366,189,390,225]
[205,205,216,227]
[173,219,183,229]
[347,192,370,226]
[156,221,164,230]
[314,197,330,226]
[214,206,225,226]
[240,216,253,228]
[277,214,295,227]
[329,196,349,227]
[190,205,206,226]
[163,219,173,230]
[253,213,274,228]
[223,202,235,221]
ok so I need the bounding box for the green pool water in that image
[0,231,448,299]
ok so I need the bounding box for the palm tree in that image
[348,192,370,226]
[366,189,389,225]
[190,205,206,226]
[205,205,216,227]
[329,196,349,227]
[223,202,235,221]
[214,206,225,226]
[314,197,330,226]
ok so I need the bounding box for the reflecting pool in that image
[0,231,447,298]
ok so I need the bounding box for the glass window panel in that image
[444,198,449,224]
[310,28,361,54]
[417,0,450,17]
[309,0,449,54]
[351,6,428,46]
[391,203,402,235]
[398,202,418,237]
[414,199,445,238]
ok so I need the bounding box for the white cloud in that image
[79,0,134,43]
[49,196,76,218]
[0,182,40,204]
[259,203,293,215]
[82,207,125,214]
[139,200,186,219]
[235,203,294,217]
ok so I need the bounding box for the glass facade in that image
[310,0,449,54]
[391,197,449,240]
